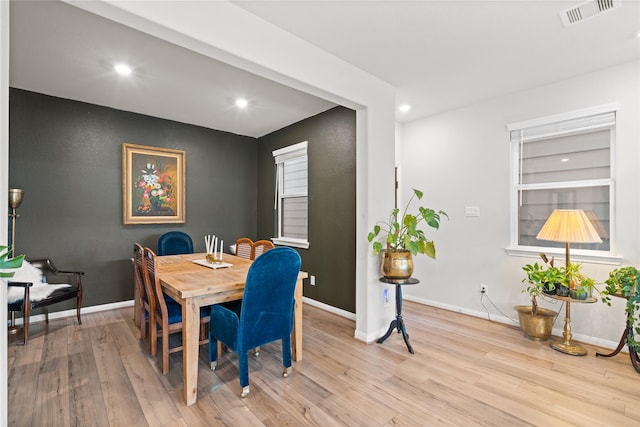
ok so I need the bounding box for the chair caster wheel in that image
[241,386,250,398]
[282,366,292,378]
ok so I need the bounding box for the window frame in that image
[505,104,622,264]
[272,141,309,249]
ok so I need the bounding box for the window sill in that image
[505,246,623,265]
[272,238,309,249]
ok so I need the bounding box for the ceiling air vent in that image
[560,0,621,26]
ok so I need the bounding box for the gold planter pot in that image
[380,250,413,281]
[514,305,558,341]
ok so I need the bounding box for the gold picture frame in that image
[122,143,185,224]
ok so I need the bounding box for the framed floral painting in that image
[122,143,185,224]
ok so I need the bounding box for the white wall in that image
[399,61,640,348]
[1,1,9,423]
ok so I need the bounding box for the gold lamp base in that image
[550,340,588,356]
[8,312,20,335]
[550,298,589,356]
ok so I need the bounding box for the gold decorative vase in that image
[380,250,413,281]
[514,305,557,341]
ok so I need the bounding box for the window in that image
[272,141,309,249]
[508,105,617,260]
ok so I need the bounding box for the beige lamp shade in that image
[584,210,609,240]
[536,209,602,244]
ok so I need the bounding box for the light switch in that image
[465,206,480,217]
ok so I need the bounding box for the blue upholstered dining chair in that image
[208,246,301,397]
[157,231,194,256]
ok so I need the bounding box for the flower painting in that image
[135,160,175,214]
[122,144,185,224]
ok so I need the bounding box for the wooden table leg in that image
[182,299,200,406]
[292,277,303,362]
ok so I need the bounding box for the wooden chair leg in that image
[76,293,82,325]
[139,310,146,340]
[150,318,158,356]
[22,301,30,346]
[23,317,29,346]
[162,326,170,374]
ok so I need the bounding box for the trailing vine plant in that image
[601,266,640,352]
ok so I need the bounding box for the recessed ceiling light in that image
[398,104,411,113]
[114,63,132,75]
[561,158,570,162]
[235,98,249,108]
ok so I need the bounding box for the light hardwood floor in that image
[8,301,640,426]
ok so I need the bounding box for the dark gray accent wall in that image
[257,106,356,313]
[9,88,258,310]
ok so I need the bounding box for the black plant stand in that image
[377,277,419,354]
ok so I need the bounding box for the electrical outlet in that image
[480,284,488,294]
[310,275,316,286]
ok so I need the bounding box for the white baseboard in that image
[403,294,623,352]
[11,300,134,326]
[404,294,517,327]
[354,326,389,343]
[302,296,355,320]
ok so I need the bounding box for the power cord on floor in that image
[480,291,565,326]
[480,291,519,325]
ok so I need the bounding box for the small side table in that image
[596,294,640,373]
[377,277,419,354]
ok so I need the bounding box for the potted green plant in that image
[367,188,447,280]
[516,254,561,340]
[0,245,24,279]
[600,266,640,352]
[565,262,595,300]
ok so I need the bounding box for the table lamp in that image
[536,209,602,355]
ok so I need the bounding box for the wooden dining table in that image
[156,252,306,406]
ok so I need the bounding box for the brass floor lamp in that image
[536,209,602,356]
[8,188,24,334]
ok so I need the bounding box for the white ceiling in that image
[9,0,336,138]
[9,0,640,138]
